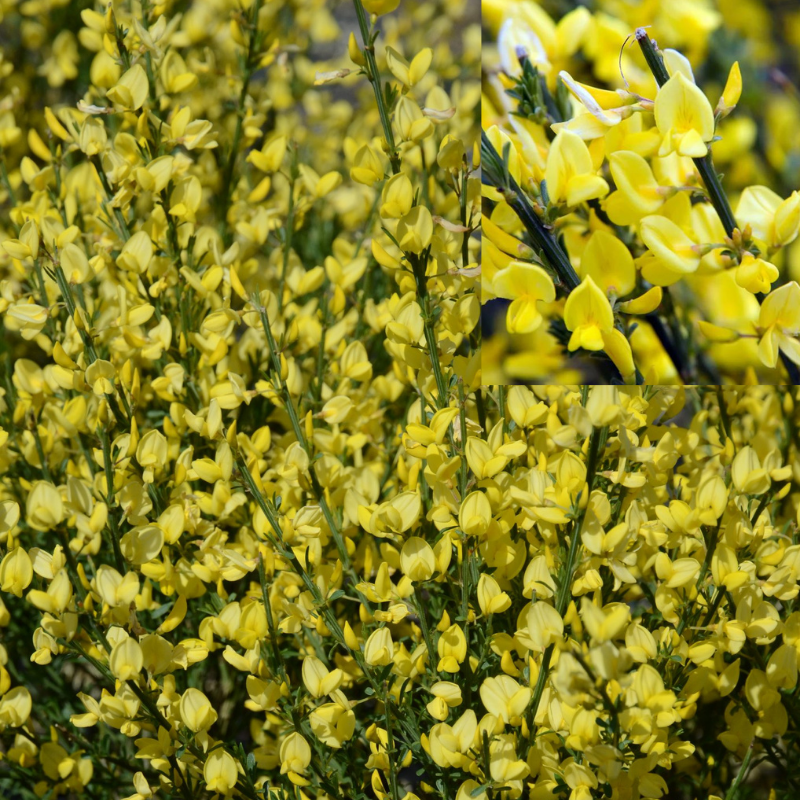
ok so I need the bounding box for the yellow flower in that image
[654,72,715,157]
[279,732,311,785]
[309,699,356,748]
[363,627,394,666]
[106,64,149,110]
[400,536,436,582]
[360,0,400,15]
[639,215,701,284]
[578,230,635,297]
[564,276,614,351]
[25,482,64,531]
[437,624,467,672]
[109,637,144,681]
[179,688,218,732]
[0,548,33,597]
[477,573,511,615]
[737,187,800,250]
[545,130,609,207]
[458,491,492,537]
[302,656,344,698]
[385,47,432,87]
[396,206,434,253]
[716,61,742,117]
[492,261,556,334]
[520,601,563,652]
[757,281,800,367]
[479,675,531,725]
[735,252,779,294]
[204,749,238,794]
[604,151,665,225]
[562,278,635,380]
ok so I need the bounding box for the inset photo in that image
[482,0,800,385]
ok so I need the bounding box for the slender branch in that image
[637,28,800,385]
[382,681,402,800]
[635,28,738,237]
[277,158,298,310]
[408,252,448,409]
[481,131,580,291]
[717,386,733,442]
[724,742,755,800]
[352,0,400,175]
[219,0,263,244]
[525,424,605,745]
[255,299,366,603]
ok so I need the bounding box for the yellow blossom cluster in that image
[482,0,800,385]
[0,0,483,796]
[0,1,799,800]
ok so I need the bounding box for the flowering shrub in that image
[0,0,482,796]
[1,2,800,800]
[482,1,800,385]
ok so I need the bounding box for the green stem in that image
[638,28,800,384]
[459,168,471,269]
[255,300,359,580]
[571,650,620,748]
[258,553,287,681]
[89,156,131,239]
[99,428,126,574]
[382,682,402,800]
[219,0,263,245]
[278,161,297,309]
[750,491,772,525]
[409,253,448,409]
[53,261,128,427]
[0,153,19,215]
[235,449,384,695]
[717,386,733,442]
[411,590,436,672]
[31,421,52,482]
[352,0,400,175]
[724,742,754,800]
[480,131,580,291]
[526,424,604,743]
[635,28,737,237]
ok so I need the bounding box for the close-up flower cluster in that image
[1,1,800,800]
[482,0,800,385]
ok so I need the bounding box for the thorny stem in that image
[352,0,401,175]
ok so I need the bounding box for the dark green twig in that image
[481,131,580,291]
[635,29,737,237]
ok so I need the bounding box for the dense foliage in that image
[1,1,799,800]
